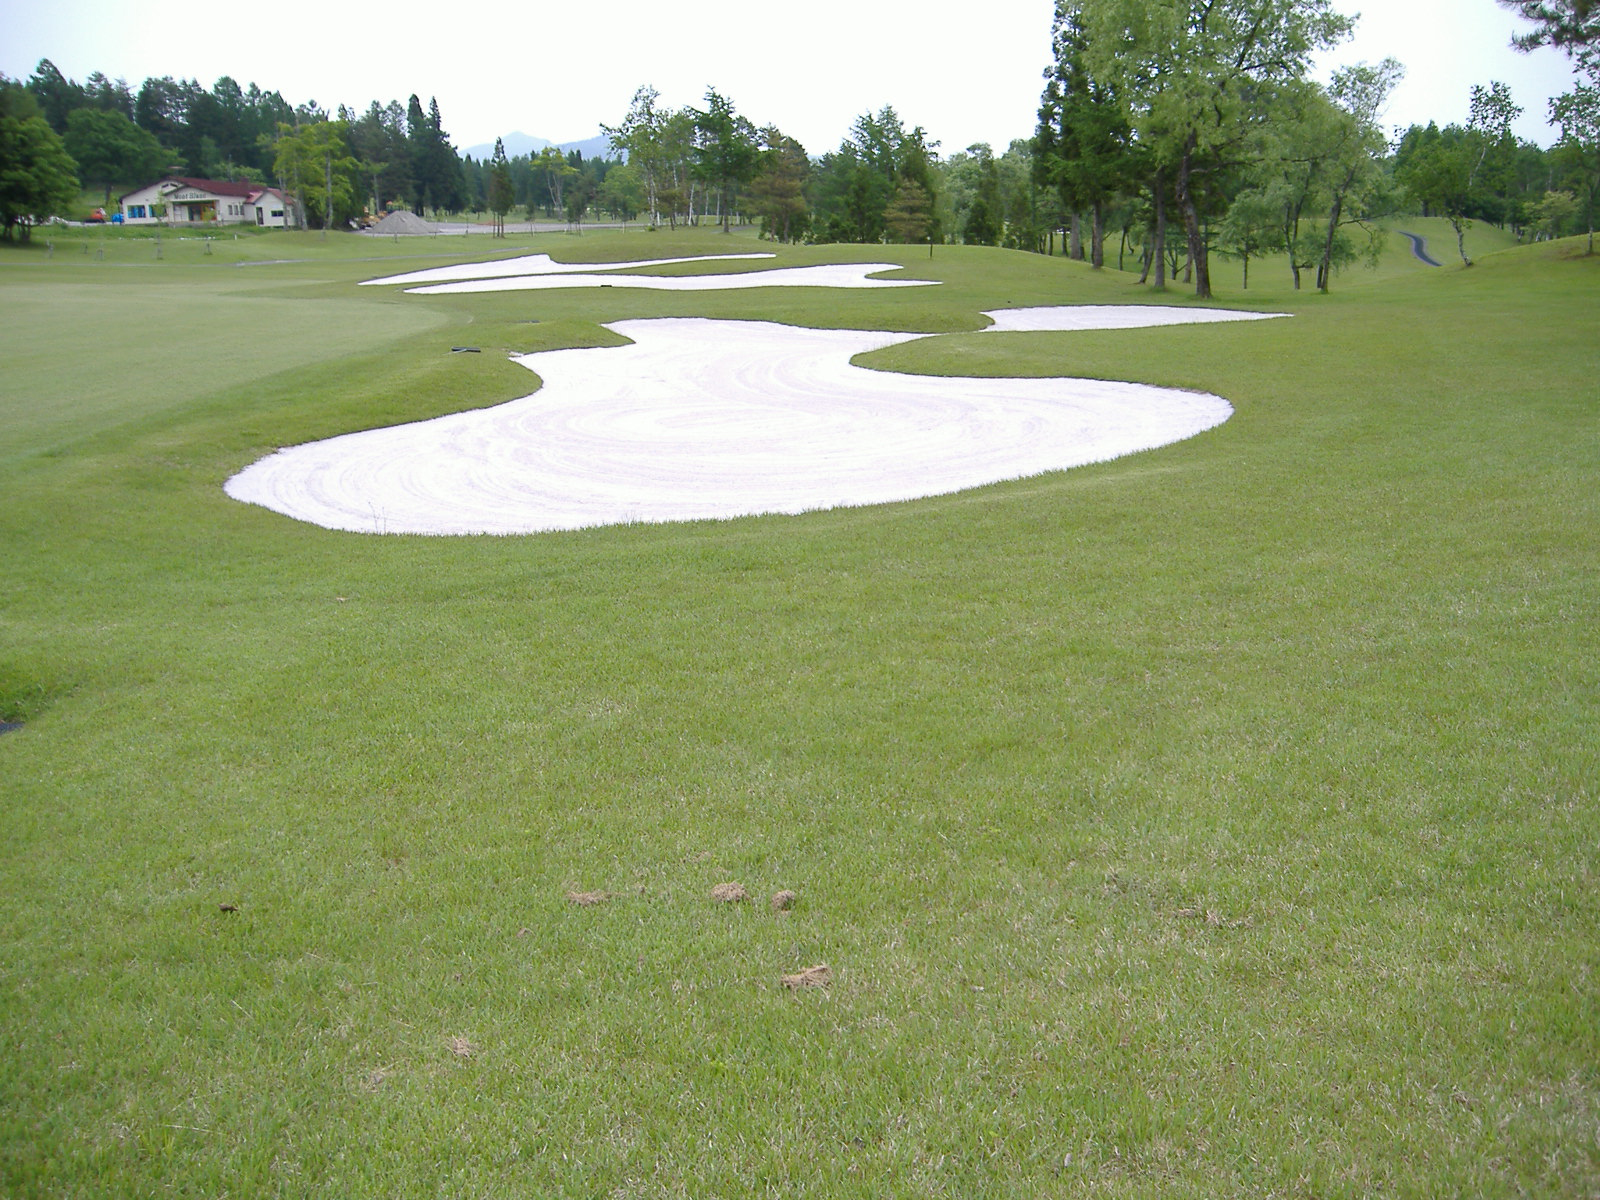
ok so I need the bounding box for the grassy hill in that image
[1,225,1595,1197]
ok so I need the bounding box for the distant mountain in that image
[461,132,619,161]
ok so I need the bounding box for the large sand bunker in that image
[225,305,1286,535]
[361,252,777,288]
[402,261,930,294]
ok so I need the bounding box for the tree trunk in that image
[1317,194,1343,292]
[1152,178,1166,289]
[1174,138,1210,298]
[1090,202,1105,269]
[1069,213,1083,260]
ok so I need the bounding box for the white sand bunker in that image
[399,261,931,294]
[361,252,776,288]
[225,307,1286,536]
[983,305,1285,332]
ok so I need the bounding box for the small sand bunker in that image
[224,306,1285,536]
[981,305,1286,332]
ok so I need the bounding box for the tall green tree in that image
[1314,60,1403,291]
[1035,1,1132,266]
[84,72,134,119]
[748,127,810,242]
[0,82,79,240]
[603,85,671,226]
[24,59,84,134]
[1550,82,1600,250]
[348,100,409,213]
[810,106,940,244]
[487,137,513,236]
[63,107,165,204]
[533,144,577,218]
[692,88,758,233]
[274,120,360,231]
[597,161,645,221]
[1077,0,1352,297]
[405,95,461,215]
[961,145,1003,245]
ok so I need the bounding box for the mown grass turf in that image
[1,226,1596,1197]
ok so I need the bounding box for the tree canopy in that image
[0,81,79,239]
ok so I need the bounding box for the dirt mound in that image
[368,210,437,236]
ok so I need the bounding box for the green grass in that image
[1,226,1596,1197]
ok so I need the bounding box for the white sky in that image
[2,1,1585,155]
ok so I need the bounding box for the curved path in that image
[226,305,1286,536]
[1401,231,1442,267]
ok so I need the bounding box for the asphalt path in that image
[1401,231,1442,266]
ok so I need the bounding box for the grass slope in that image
[1,228,1596,1197]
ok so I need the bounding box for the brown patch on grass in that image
[781,964,833,989]
[770,889,797,911]
[711,882,749,903]
[1174,907,1253,930]
[566,890,611,906]
[448,1035,475,1058]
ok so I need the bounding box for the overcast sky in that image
[3,1,1585,156]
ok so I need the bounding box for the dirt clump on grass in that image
[566,890,611,907]
[770,889,797,911]
[711,882,749,903]
[781,965,832,989]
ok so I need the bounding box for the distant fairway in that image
[1,226,1596,1198]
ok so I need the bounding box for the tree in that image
[533,144,577,218]
[884,177,937,245]
[1315,60,1403,290]
[692,88,758,233]
[1078,0,1353,297]
[487,137,513,236]
[811,107,940,244]
[349,100,409,213]
[962,145,1003,245]
[603,85,671,226]
[405,95,461,215]
[597,162,645,221]
[1036,2,1133,266]
[63,107,165,205]
[1550,82,1600,251]
[748,128,810,242]
[0,83,79,240]
[1215,185,1284,287]
[1531,188,1581,238]
[84,73,134,119]
[1498,0,1600,75]
[274,120,360,231]
[25,60,84,134]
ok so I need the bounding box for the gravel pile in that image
[367,210,437,236]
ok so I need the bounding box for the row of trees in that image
[6,1,1597,259]
[6,59,480,229]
